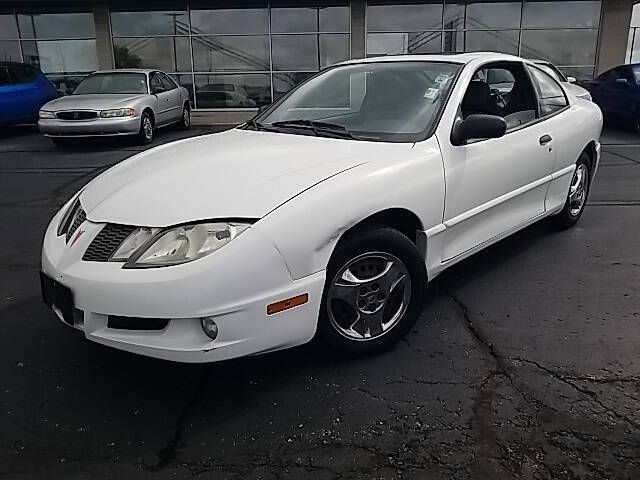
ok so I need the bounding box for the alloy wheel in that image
[327,252,411,341]
[568,164,589,216]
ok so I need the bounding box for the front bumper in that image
[41,208,324,363]
[38,116,141,137]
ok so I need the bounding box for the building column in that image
[92,4,114,70]
[351,0,366,60]
[596,0,634,74]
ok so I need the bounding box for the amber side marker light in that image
[267,293,309,315]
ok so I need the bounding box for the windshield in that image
[73,73,148,95]
[257,61,461,142]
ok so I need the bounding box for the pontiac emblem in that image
[73,112,79,120]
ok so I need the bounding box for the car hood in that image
[43,94,148,111]
[81,128,413,227]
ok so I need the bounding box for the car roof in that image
[0,61,36,67]
[91,69,157,75]
[336,52,523,67]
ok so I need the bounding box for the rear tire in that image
[552,152,591,229]
[178,104,191,130]
[137,112,154,145]
[316,226,426,355]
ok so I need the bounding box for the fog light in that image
[200,317,219,340]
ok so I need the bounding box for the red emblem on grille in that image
[70,229,85,247]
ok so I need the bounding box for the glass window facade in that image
[0,9,98,93]
[110,2,350,109]
[367,0,602,81]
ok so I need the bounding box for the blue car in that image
[581,63,640,131]
[0,62,59,126]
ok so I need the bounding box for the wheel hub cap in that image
[568,164,589,216]
[327,252,411,341]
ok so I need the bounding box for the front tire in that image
[316,226,426,355]
[552,152,591,229]
[137,112,154,145]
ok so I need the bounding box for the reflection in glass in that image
[320,34,350,68]
[271,7,317,33]
[273,72,314,100]
[443,30,464,52]
[114,37,191,72]
[0,14,19,38]
[17,13,95,39]
[367,32,442,56]
[170,74,194,106]
[521,29,598,66]
[522,1,601,28]
[192,35,269,71]
[195,73,270,108]
[111,11,188,36]
[190,8,269,35]
[367,3,443,32]
[320,6,350,32]
[465,30,519,55]
[272,35,318,71]
[444,2,521,30]
[22,40,98,73]
[47,74,88,95]
[0,40,21,62]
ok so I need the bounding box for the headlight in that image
[100,108,135,118]
[39,110,55,119]
[123,222,251,268]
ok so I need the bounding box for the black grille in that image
[57,111,97,120]
[83,224,137,262]
[66,206,86,243]
[108,316,169,331]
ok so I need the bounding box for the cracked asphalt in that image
[0,125,638,479]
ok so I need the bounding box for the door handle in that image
[539,134,552,145]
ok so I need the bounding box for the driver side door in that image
[149,72,172,126]
[439,61,556,262]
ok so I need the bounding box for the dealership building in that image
[0,0,635,122]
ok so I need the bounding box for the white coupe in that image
[41,53,602,363]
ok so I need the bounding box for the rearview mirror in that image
[566,76,577,84]
[451,114,507,145]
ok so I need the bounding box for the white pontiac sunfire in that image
[41,53,603,363]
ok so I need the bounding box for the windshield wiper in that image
[270,119,360,139]
[245,118,279,132]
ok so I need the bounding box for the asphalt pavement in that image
[0,124,638,479]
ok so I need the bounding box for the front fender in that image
[254,136,445,280]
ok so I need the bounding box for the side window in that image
[160,73,177,91]
[149,73,164,93]
[528,66,568,117]
[9,66,37,84]
[461,62,538,130]
[0,67,11,86]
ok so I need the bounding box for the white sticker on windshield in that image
[424,88,440,99]
[435,75,450,85]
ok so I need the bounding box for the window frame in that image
[454,60,542,144]
[527,64,570,118]
[159,72,178,91]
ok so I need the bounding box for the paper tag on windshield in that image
[424,88,439,99]
[435,75,450,85]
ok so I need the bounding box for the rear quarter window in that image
[9,66,38,84]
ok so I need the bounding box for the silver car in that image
[38,69,191,145]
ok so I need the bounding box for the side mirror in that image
[566,76,577,84]
[615,78,629,86]
[152,86,164,95]
[451,114,507,145]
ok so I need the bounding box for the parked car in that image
[41,53,602,363]
[196,83,257,108]
[38,69,191,145]
[529,59,592,101]
[0,62,58,126]
[581,63,640,131]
